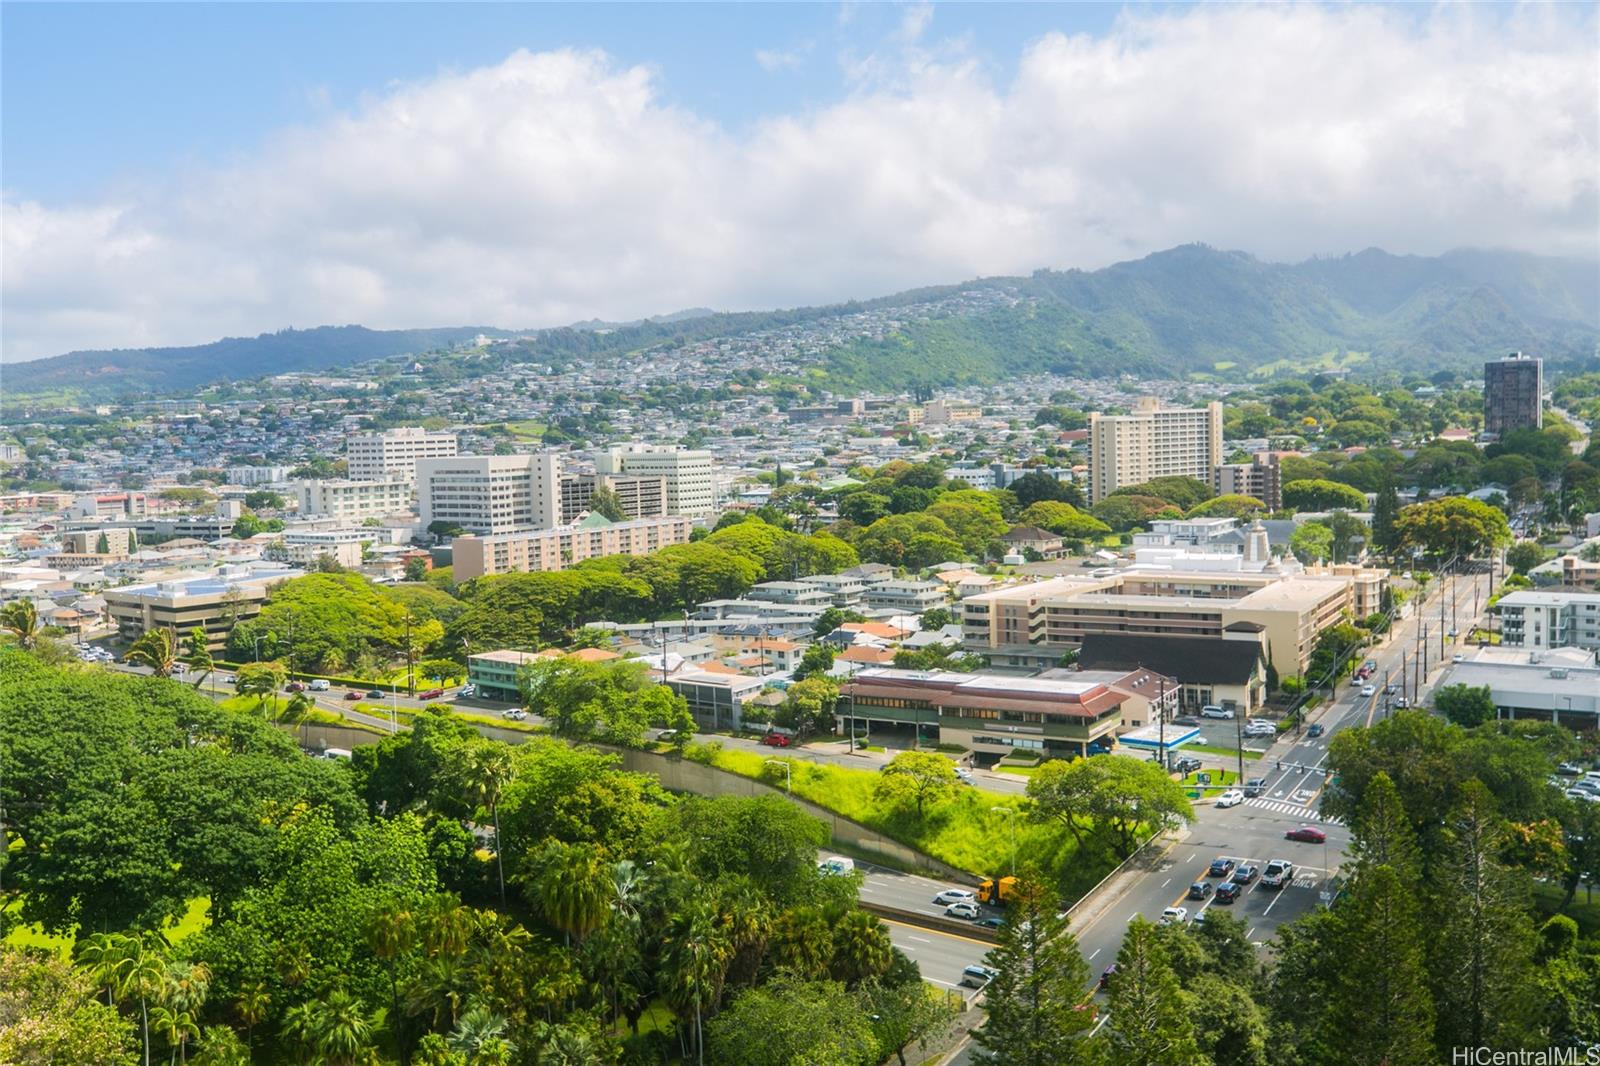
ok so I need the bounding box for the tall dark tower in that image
[1483,352,1542,438]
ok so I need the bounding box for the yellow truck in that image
[979,875,1020,906]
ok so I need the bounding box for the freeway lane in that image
[881,920,993,993]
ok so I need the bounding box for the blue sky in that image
[2,3,1593,361]
[3,2,1129,202]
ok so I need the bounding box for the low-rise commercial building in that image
[837,668,1128,761]
[1077,628,1270,713]
[862,580,946,613]
[293,478,415,522]
[665,669,766,731]
[451,514,694,579]
[103,566,297,650]
[466,649,542,702]
[1439,649,1598,728]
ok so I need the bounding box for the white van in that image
[321,748,352,760]
[308,679,330,691]
[818,856,856,877]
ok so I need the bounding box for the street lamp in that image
[765,758,792,794]
[252,635,268,662]
[991,806,1017,880]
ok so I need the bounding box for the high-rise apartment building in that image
[1483,352,1543,437]
[417,454,561,535]
[594,445,717,515]
[1087,398,1223,503]
[452,515,695,579]
[1212,452,1283,511]
[558,472,668,523]
[293,478,415,522]
[347,427,459,481]
[1496,590,1600,652]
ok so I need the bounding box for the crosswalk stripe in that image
[1244,798,1343,824]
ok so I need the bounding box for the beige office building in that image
[594,446,717,515]
[962,566,1384,675]
[293,478,415,522]
[103,567,297,650]
[418,453,562,535]
[452,515,694,579]
[1087,398,1223,503]
[559,473,669,523]
[347,427,458,481]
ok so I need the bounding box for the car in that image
[1307,723,1325,738]
[1556,762,1584,776]
[1171,715,1201,726]
[1208,857,1236,878]
[1452,654,1464,663]
[1448,628,1458,638]
[418,688,444,700]
[308,679,330,691]
[1261,860,1293,889]
[656,729,679,742]
[1192,909,1208,927]
[285,681,305,693]
[818,856,856,877]
[1286,825,1327,843]
[1170,756,1203,775]
[946,901,981,919]
[1232,864,1258,885]
[1200,705,1234,719]
[1364,659,1378,672]
[1395,696,1410,709]
[974,916,1006,930]
[1187,881,1213,901]
[1244,723,1276,738]
[959,965,999,988]
[1360,684,1376,697]
[344,690,363,700]
[1216,789,1245,808]
[760,732,792,747]
[933,888,977,906]
[1244,777,1266,798]
[458,683,476,697]
[1098,964,1118,990]
[955,767,975,784]
[501,708,528,721]
[1214,881,1242,904]
[367,689,388,700]
[1384,682,1400,695]
[1158,906,1188,926]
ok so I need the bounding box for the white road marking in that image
[927,977,958,989]
[1088,948,1101,960]
[1161,877,1172,888]
[907,935,931,944]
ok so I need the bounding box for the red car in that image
[344,690,363,701]
[1286,825,1327,843]
[418,688,445,700]
[760,732,792,748]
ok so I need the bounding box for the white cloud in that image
[755,43,810,72]
[4,4,1596,361]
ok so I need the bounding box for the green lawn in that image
[4,896,211,956]
[1182,769,1241,790]
[1188,744,1264,761]
[691,744,1117,897]
[1534,883,1600,938]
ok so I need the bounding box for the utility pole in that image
[1156,670,1167,771]
[1235,706,1244,784]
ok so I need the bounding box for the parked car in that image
[1208,857,1236,878]
[959,965,999,988]
[1360,684,1376,697]
[1158,906,1189,926]
[1556,762,1584,776]
[1200,705,1233,720]
[1244,723,1276,738]
[1286,825,1327,843]
[458,683,476,698]
[946,901,981,919]
[308,679,330,691]
[1232,864,1258,885]
[1307,723,1325,738]
[1214,881,1242,904]
[1171,715,1201,726]
[1216,789,1245,808]
[1187,881,1213,901]
[933,888,977,906]
[1452,654,1464,663]
[1261,860,1294,889]
[344,690,363,700]
[760,732,792,748]
[418,688,444,700]
[1244,777,1266,798]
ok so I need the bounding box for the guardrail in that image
[1063,827,1176,923]
[857,900,1001,943]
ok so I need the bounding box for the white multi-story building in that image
[226,465,292,486]
[452,514,694,578]
[347,427,458,481]
[293,478,415,522]
[417,454,561,535]
[594,445,717,515]
[1087,398,1223,503]
[1496,590,1600,653]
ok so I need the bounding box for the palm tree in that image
[125,627,178,677]
[828,909,893,986]
[233,983,270,1053]
[417,894,475,959]
[528,841,613,946]
[769,906,833,980]
[0,599,40,649]
[279,1000,319,1066]
[77,931,135,1007]
[461,742,515,907]
[448,1005,515,1063]
[183,627,213,689]
[309,988,372,1066]
[660,899,733,1066]
[150,1004,200,1066]
[715,879,772,989]
[368,903,415,1066]
[115,936,169,1066]
[278,690,314,745]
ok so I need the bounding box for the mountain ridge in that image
[6,245,1595,398]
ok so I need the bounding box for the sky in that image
[3,1,1597,363]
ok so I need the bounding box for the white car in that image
[1244,723,1276,738]
[1200,705,1233,720]
[945,901,981,919]
[955,767,974,784]
[1215,789,1245,808]
[501,708,528,721]
[933,888,977,906]
[308,679,330,691]
[1158,906,1189,926]
[1360,684,1376,696]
